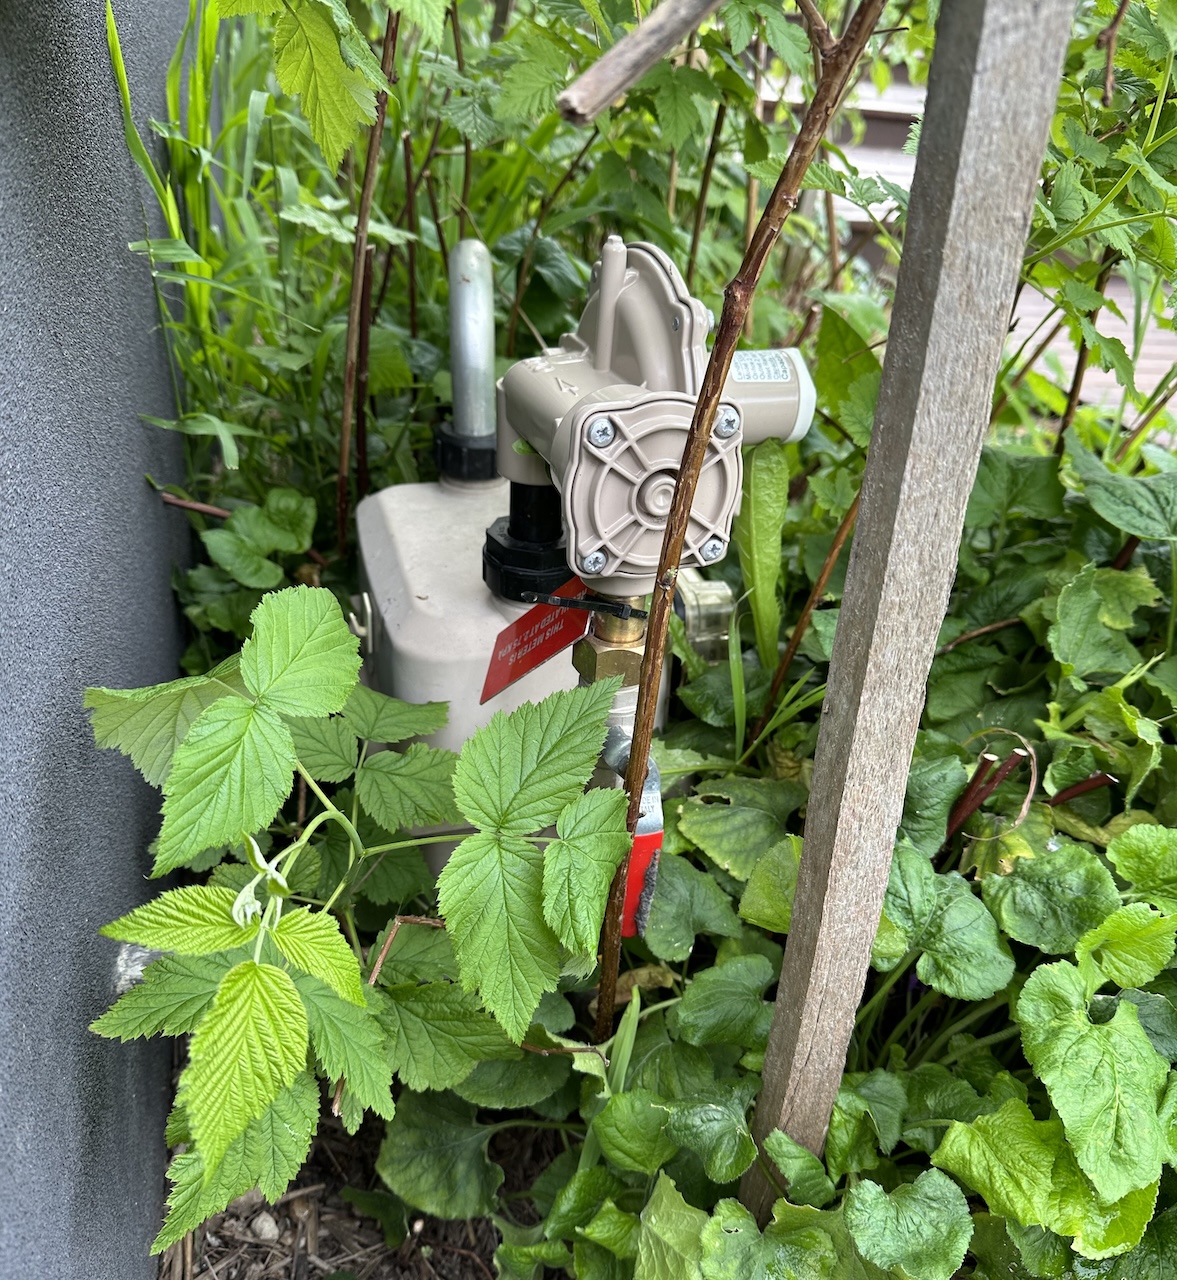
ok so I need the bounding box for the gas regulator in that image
[356,236,813,930]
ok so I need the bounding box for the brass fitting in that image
[571,631,646,685]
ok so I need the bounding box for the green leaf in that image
[665,1084,759,1183]
[738,837,802,933]
[452,681,619,835]
[634,1173,707,1280]
[677,779,806,880]
[932,1098,1060,1229]
[1077,458,1177,543]
[1016,961,1168,1202]
[378,981,517,1091]
[376,1090,503,1219]
[544,1168,625,1241]
[542,789,631,957]
[1108,825,1177,912]
[763,1129,836,1208]
[644,852,742,963]
[1159,0,1177,50]
[91,952,235,1040]
[733,438,789,671]
[674,954,773,1049]
[1048,563,1142,688]
[642,63,708,150]
[1122,975,1177,1061]
[101,885,258,955]
[1076,904,1177,992]
[273,0,375,170]
[582,1200,641,1258]
[453,1049,570,1109]
[294,973,394,1121]
[594,1088,679,1174]
[180,961,308,1175]
[273,907,364,1004]
[201,528,284,589]
[355,744,459,830]
[844,1169,972,1280]
[339,1187,408,1248]
[438,94,499,149]
[155,697,296,873]
[700,1198,838,1280]
[1107,1206,1177,1277]
[343,683,448,744]
[814,306,882,418]
[1050,161,1087,223]
[152,1073,318,1253]
[899,753,970,856]
[981,840,1120,953]
[241,585,361,717]
[1047,1140,1158,1259]
[368,919,457,985]
[287,715,358,782]
[386,0,447,43]
[437,831,561,1042]
[228,489,316,555]
[755,1,810,74]
[84,654,248,786]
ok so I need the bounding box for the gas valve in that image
[491,236,815,598]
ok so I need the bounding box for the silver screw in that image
[671,315,681,332]
[581,550,607,574]
[700,538,724,563]
[587,418,615,447]
[714,407,739,439]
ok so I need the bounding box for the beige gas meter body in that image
[496,236,815,596]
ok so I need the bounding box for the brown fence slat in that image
[741,0,1076,1219]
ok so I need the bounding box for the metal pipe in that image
[448,239,496,439]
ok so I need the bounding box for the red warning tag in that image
[480,578,589,704]
[622,830,663,937]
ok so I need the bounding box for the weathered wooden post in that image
[741,0,1075,1219]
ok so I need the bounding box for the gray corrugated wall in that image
[0,1,190,1274]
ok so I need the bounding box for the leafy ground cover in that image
[90,0,1177,1276]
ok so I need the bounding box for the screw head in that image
[587,418,615,448]
[581,550,607,574]
[714,407,739,439]
[700,537,725,563]
[671,315,681,332]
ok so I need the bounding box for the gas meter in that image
[356,236,814,907]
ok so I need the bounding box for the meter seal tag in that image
[481,577,589,704]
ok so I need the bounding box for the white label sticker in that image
[730,349,794,383]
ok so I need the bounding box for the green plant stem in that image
[1168,540,1177,656]
[937,1023,1021,1066]
[297,763,365,882]
[875,988,940,1067]
[853,951,918,1033]
[253,896,276,963]
[364,830,475,856]
[911,994,1008,1066]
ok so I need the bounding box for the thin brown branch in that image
[795,0,835,58]
[936,616,1022,655]
[945,753,999,841]
[402,132,419,340]
[505,129,598,354]
[451,0,473,238]
[1112,534,1141,570]
[336,12,399,555]
[425,171,450,278]
[1047,771,1119,807]
[367,914,445,987]
[990,319,1063,421]
[752,490,860,741]
[1054,251,1117,455]
[1096,0,1131,107]
[686,103,727,291]
[160,491,231,520]
[594,0,889,1045]
[355,244,375,501]
[947,749,1030,839]
[1115,368,1177,462]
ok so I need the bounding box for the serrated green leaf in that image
[438,94,500,148]
[1016,961,1168,1202]
[227,489,316,556]
[1048,563,1143,688]
[1076,904,1177,992]
[641,63,708,150]
[738,837,801,933]
[378,981,517,1091]
[201,527,284,588]
[844,1169,972,1280]
[241,585,360,717]
[438,831,561,1042]
[369,919,456,985]
[181,961,308,1176]
[84,654,248,786]
[634,1172,707,1280]
[152,1072,319,1253]
[981,840,1120,953]
[644,852,741,963]
[495,52,565,122]
[593,1088,679,1174]
[675,954,773,1049]
[355,743,459,830]
[677,779,806,880]
[343,683,448,744]
[287,714,358,781]
[155,697,295,873]
[453,1049,570,1109]
[273,907,364,1004]
[733,438,789,672]
[763,1129,836,1208]
[387,0,447,44]
[309,0,390,90]
[273,1,375,170]
[1108,825,1177,912]
[452,681,619,834]
[101,885,258,955]
[293,972,394,1120]
[542,789,630,956]
[755,2,809,74]
[376,1090,502,1219]
[91,952,235,1040]
[665,1084,758,1183]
